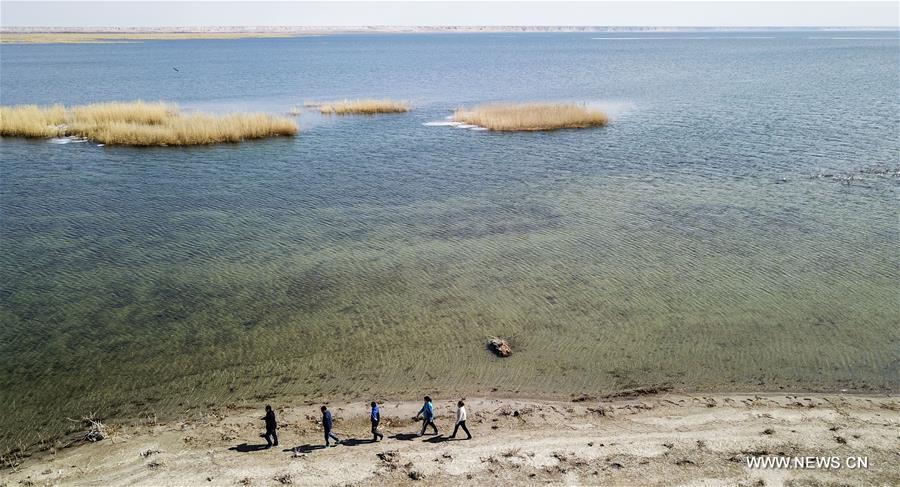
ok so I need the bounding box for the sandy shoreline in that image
[3,392,897,486]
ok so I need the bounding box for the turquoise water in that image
[1,32,898,452]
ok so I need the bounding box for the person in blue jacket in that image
[370,401,384,441]
[321,405,341,446]
[414,396,438,437]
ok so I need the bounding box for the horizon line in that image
[3,25,898,31]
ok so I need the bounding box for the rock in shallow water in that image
[489,337,512,357]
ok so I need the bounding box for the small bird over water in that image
[172,67,180,72]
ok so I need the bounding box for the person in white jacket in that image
[450,400,472,440]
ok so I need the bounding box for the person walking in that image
[262,405,279,448]
[370,401,384,441]
[415,396,438,437]
[321,405,341,446]
[450,400,472,440]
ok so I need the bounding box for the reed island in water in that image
[0,101,298,145]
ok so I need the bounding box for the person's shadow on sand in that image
[229,443,270,453]
[390,433,419,441]
[283,444,327,454]
[338,438,370,447]
[423,435,450,443]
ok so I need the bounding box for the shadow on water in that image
[228,443,271,453]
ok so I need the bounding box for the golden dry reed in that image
[318,99,410,115]
[453,103,609,131]
[0,101,298,146]
[71,101,173,126]
[0,104,66,137]
[0,33,297,44]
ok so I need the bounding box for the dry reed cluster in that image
[0,104,67,137]
[1,33,296,44]
[0,101,298,146]
[318,99,409,115]
[453,103,609,131]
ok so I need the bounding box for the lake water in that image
[1,32,898,452]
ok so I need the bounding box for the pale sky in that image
[1,1,897,28]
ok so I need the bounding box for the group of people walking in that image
[260,396,472,449]
[414,396,472,440]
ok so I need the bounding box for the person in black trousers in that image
[370,401,384,441]
[262,405,278,448]
[450,400,472,440]
[415,396,438,437]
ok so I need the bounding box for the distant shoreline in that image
[2,25,897,34]
[2,26,895,44]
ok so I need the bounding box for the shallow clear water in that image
[1,32,898,450]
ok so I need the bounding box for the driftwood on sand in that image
[68,415,107,442]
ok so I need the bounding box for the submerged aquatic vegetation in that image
[317,99,410,115]
[453,103,609,131]
[0,101,298,146]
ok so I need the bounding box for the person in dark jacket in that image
[321,405,341,446]
[262,405,278,448]
[370,401,384,441]
[414,396,438,437]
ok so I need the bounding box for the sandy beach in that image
[3,392,897,486]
